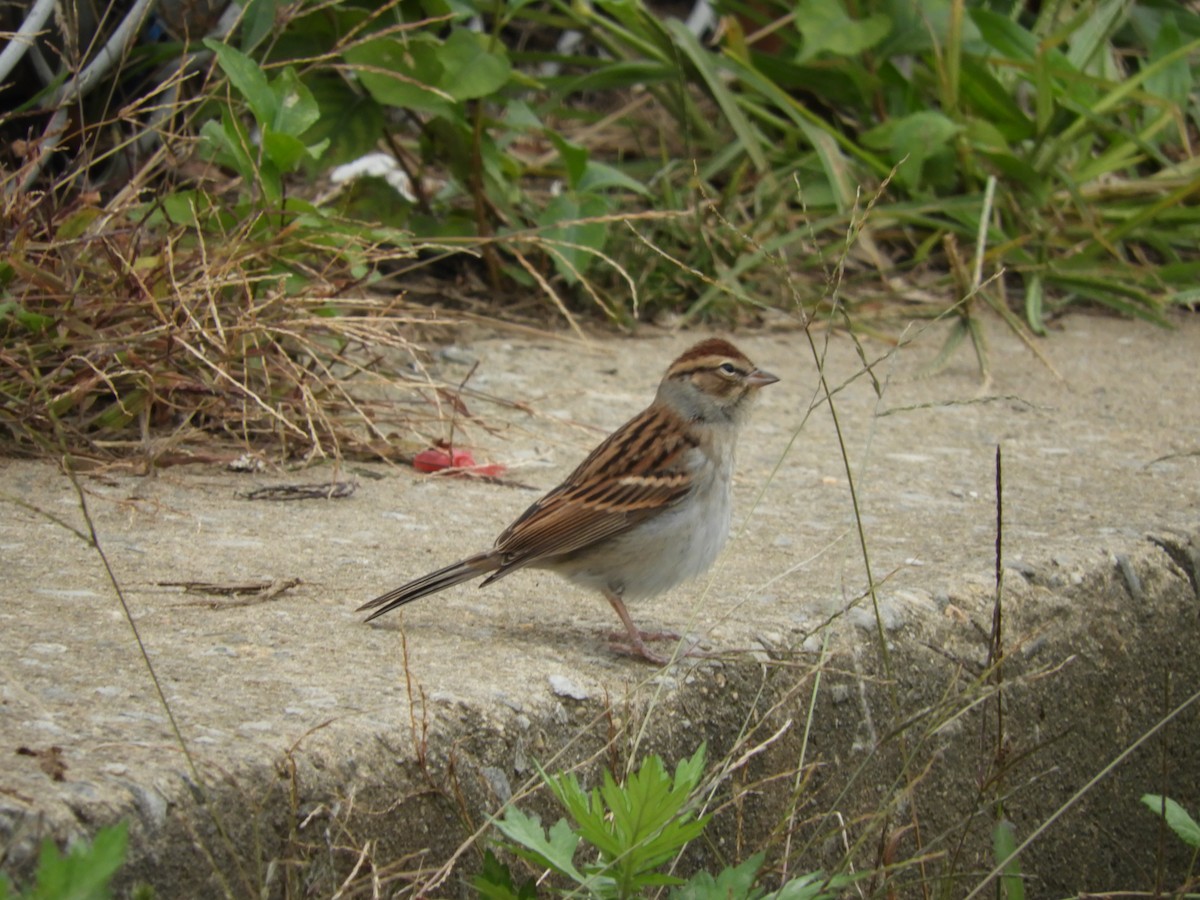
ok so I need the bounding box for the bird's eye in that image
[718,362,738,376]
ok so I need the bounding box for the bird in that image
[358,338,779,664]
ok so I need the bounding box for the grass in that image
[3,0,1199,459]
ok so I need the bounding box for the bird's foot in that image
[608,629,713,665]
[606,628,682,644]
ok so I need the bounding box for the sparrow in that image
[359,338,778,664]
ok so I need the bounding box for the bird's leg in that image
[603,589,691,665]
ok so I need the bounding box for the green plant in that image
[587,0,1200,324]
[0,822,140,900]
[991,819,1025,900]
[200,40,328,207]
[1139,794,1200,894]
[474,745,846,899]
[1142,793,1200,850]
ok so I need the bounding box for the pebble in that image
[547,675,588,700]
[481,766,512,804]
[848,599,904,632]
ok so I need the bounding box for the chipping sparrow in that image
[359,338,779,664]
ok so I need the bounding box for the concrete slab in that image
[2,314,1198,897]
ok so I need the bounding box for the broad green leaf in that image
[537,193,610,283]
[159,190,218,226]
[494,807,586,882]
[239,0,276,52]
[437,30,511,100]
[669,851,764,900]
[547,770,623,858]
[345,37,452,114]
[473,849,538,900]
[269,67,320,137]
[548,133,589,189]
[0,301,55,333]
[861,111,960,191]
[959,57,1035,140]
[502,99,541,131]
[874,0,942,55]
[205,39,275,125]
[199,109,256,181]
[303,76,385,166]
[1142,794,1200,848]
[793,0,891,63]
[578,160,650,196]
[261,130,310,171]
[676,745,706,792]
[55,207,102,240]
[32,822,129,900]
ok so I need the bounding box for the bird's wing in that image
[489,403,698,572]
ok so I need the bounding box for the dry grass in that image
[0,185,484,465]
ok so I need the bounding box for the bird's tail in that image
[357,552,501,621]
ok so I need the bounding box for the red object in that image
[412,447,505,478]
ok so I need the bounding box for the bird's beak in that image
[747,367,779,387]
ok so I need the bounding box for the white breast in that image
[553,435,736,600]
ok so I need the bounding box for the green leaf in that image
[664,20,768,172]
[437,30,512,100]
[670,852,764,900]
[473,849,538,900]
[1142,794,1200,848]
[557,60,676,94]
[0,301,55,333]
[770,871,849,900]
[547,770,622,859]
[1064,0,1125,74]
[794,0,891,63]
[1023,273,1046,335]
[992,819,1025,900]
[304,76,385,166]
[198,109,258,182]
[55,207,102,240]
[1145,13,1192,107]
[503,99,541,131]
[156,189,225,230]
[261,130,310,171]
[548,133,589,189]
[28,822,128,900]
[536,193,611,284]
[958,57,1035,141]
[268,67,320,138]
[494,807,585,883]
[676,744,706,792]
[205,39,275,125]
[239,0,276,52]
[345,36,452,114]
[969,9,1038,61]
[578,160,650,197]
[861,111,961,191]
